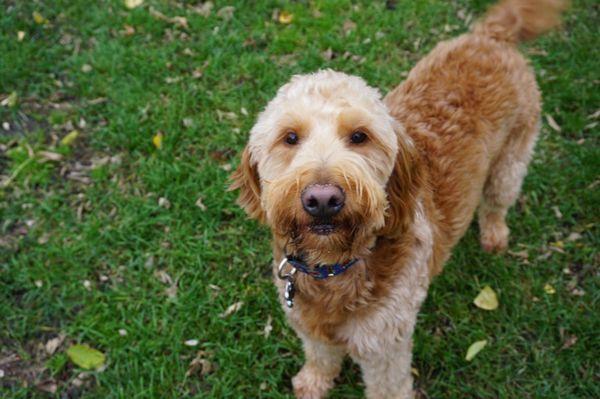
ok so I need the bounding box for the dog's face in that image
[231,70,420,263]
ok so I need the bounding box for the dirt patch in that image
[0,337,97,397]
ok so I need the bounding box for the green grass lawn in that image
[1,0,598,397]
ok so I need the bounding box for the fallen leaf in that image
[216,110,237,120]
[149,7,188,28]
[36,380,57,394]
[38,151,63,162]
[343,19,357,34]
[152,131,163,149]
[45,334,66,355]
[158,197,171,209]
[278,11,293,24]
[165,76,181,84]
[165,281,178,298]
[411,367,419,377]
[551,205,563,219]
[473,286,498,310]
[549,241,565,254]
[545,114,561,132]
[71,377,84,387]
[544,283,556,295]
[186,350,213,377]
[191,2,213,17]
[561,335,578,350]
[263,315,273,338]
[124,0,144,9]
[584,121,598,130]
[66,344,106,370]
[220,301,243,317]
[154,270,173,285]
[61,130,79,146]
[192,68,203,79]
[33,11,48,25]
[465,339,487,361]
[566,232,582,242]
[217,6,235,20]
[38,233,50,244]
[17,31,25,41]
[1,91,18,107]
[170,16,188,29]
[144,255,155,269]
[322,47,334,61]
[570,287,585,297]
[122,24,135,35]
[182,117,193,128]
[195,197,207,211]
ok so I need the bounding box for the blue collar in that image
[286,256,359,280]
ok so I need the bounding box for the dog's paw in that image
[292,367,334,399]
[480,221,509,253]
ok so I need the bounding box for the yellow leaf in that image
[60,130,79,146]
[278,11,293,24]
[66,344,106,370]
[1,91,18,107]
[465,339,487,361]
[17,31,26,41]
[473,286,498,310]
[544,283,556,295]
[33,11,47,25]
[152,132,163,149]
[124,0,144,9]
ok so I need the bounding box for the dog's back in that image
[385,0,568,269]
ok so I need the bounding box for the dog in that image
[230,1,568,397]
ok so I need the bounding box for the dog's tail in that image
[472,0,569,43]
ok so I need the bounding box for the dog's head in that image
[231,70,421,264]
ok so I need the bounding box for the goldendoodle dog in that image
[231,0,568,397]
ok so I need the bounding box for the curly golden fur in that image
[230,1,567,397]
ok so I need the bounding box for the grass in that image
[0,0,598,398]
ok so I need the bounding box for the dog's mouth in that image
[309,222,337,235]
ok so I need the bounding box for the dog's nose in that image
[301,184,345,218]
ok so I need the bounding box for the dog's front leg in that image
[354,333,415,399]
[292,332,345,399]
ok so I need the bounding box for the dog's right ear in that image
[229,145,265,222]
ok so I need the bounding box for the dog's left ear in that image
[380,133,424,236]
[229,145,265,222]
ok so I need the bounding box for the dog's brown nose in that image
[301,184,345,218]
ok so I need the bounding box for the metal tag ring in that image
[277,258,297,280]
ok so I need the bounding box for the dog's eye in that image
[350,130,368,144]
[285,131,299,145]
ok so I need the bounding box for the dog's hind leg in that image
[479,116,541,253]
